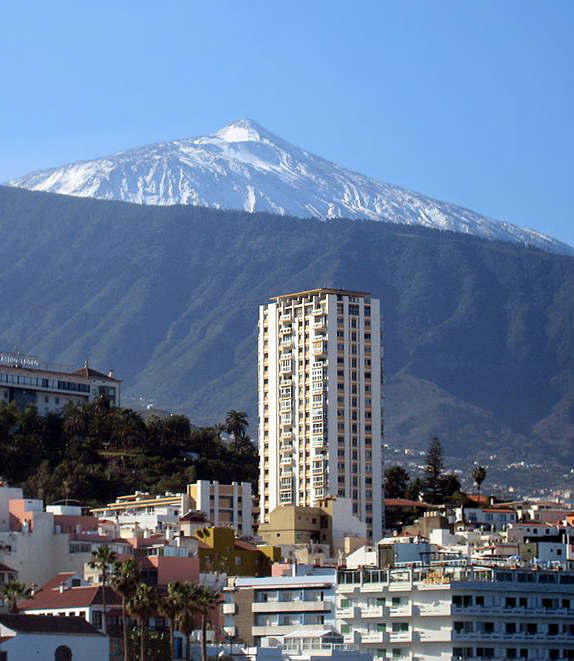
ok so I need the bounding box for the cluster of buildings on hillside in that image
[1,289,574,661]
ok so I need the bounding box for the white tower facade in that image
[258,288,383,541]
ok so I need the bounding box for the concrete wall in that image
[0,631,109,661]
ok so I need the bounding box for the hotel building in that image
[0,351,120,413]
[258,288,383,541]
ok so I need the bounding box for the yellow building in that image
[193,526,279,577]
[257,497,367,557]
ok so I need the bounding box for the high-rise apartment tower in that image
[258,288,383,541]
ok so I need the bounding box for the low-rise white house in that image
[0,612,108,661]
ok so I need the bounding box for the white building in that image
[0,486,129,585]
[91,490,191,533]
[0,351,120,414]
[0,613,109,661]
[336,564,574,661]
[258,289,383,541]
[188,480,254,537]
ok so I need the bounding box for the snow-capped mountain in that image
[7,119,573,255]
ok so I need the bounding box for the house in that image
[18,582,122,660]
[0,612,108,661]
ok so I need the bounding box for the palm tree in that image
[88,545,117,634]
[0,580,31,613]
[189,585,221,661]
[127,583,157,661]
[111,559,140,661]
[62,401,89,439]
[159,582,186,661]
[472,465,487,503]
[224,410,248,442]
[174,583,197,661]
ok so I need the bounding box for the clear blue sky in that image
[2,1,574,245]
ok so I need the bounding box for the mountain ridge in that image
[0,184,573,492]
[7,119,573,256]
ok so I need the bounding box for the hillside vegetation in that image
[0,186,573,477]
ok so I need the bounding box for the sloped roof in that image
[234,539,258,551]
[0,562,16,574]
[38,572,77,591]
[384,498,431,508]
[70,365,120,382]
[19,585,120,610]
[179,510,208,523]
[0,613,102,635]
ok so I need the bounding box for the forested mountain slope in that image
[0,185,573,472]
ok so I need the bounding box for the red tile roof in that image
[38,573,77,591]
[384,498,431,508]
[71,365,120,382]
[19,585,120,610]
[234,539,258,551]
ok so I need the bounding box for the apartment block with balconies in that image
[336,565,574,661]
[258,289,383,541]
[222,571,338,647]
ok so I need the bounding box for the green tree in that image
[159,582,186,661]
[189,584,221,661]
[384,466,410,498]
[174,582,198,661]
[0,580,31,613]
[472,465,487,501]
[422,437,444,504]
[112,559,140,661]
[88,545,118,634]
[224,410,249,442]
[439,473,462,501]
[128,583,158,661]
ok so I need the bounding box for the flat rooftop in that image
[271,288,371,301]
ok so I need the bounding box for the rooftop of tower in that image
[270,287,371,301]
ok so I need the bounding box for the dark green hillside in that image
[0,185,573,477]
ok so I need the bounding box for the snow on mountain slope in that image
[7,119,573,255]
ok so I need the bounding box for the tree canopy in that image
[0,400,259,507]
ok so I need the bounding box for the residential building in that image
[0,485,130,585]
[258,289,383,541]
[0,351,120,413]
[194,526,279,577]
[188,480,254,537]
[91,491,191,532]
[258,497,366,559]
[222,569,338,647]
[0,613,109,661]
[458,507,518,532]
[336,564,574,661]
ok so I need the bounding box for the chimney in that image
[108,369,114,378]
